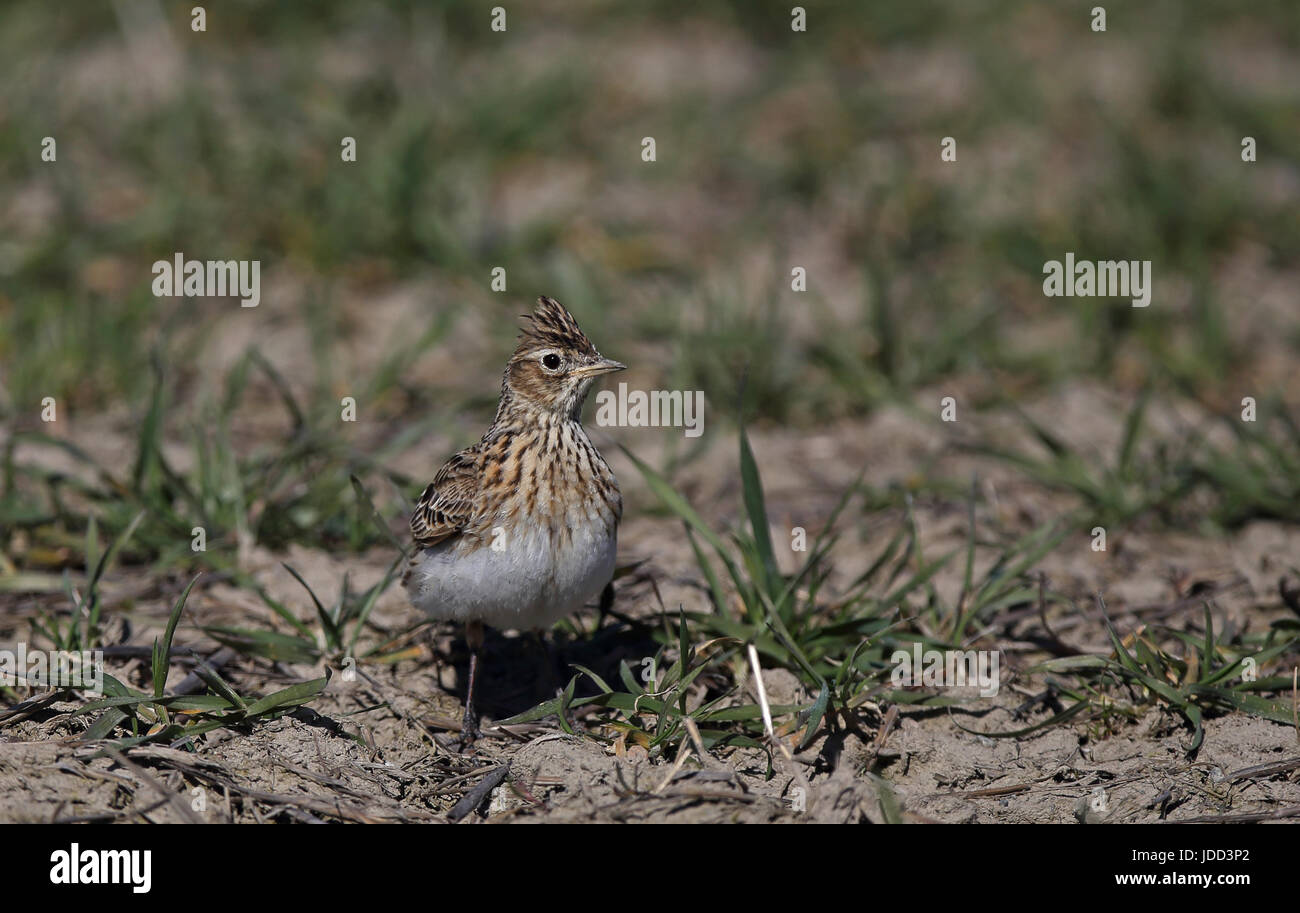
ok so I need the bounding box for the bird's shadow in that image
[442,618,662,722]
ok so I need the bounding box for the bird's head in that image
[502,296,625,420]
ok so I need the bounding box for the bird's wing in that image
[409,444,483,549]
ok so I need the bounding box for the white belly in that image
[403,521,617,631]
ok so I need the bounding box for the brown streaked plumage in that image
[403,296,625,744]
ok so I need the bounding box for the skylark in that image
[403,296,625,742]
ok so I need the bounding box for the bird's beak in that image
[573,356,626,378]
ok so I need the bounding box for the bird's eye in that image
[541,353,562,370]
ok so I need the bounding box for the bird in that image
[402,296,625,744]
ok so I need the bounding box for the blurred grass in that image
[1,0,1296,420]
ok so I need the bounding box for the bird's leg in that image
[530,628,558,699]
[460,619,485,746]
[597,581,615,630]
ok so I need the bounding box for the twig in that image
[113,745,438,823]
[0,690,63,727]
[1170,805,1300,824]
[746,643,774,739]
[1229,756,1300,783]
[172,647,238,696]
[652,739,694,794]
[447,761,511,822]
[746,642,813,797]
[101,744,203,824]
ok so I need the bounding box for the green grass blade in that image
[738,424,779,596]
[283,562,339,649]
[153,573,200,701]
[243,675,329,718]
[799,681,830,749]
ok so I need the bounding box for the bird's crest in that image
[515,296,597,357]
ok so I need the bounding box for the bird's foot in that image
[457,705,481,749]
